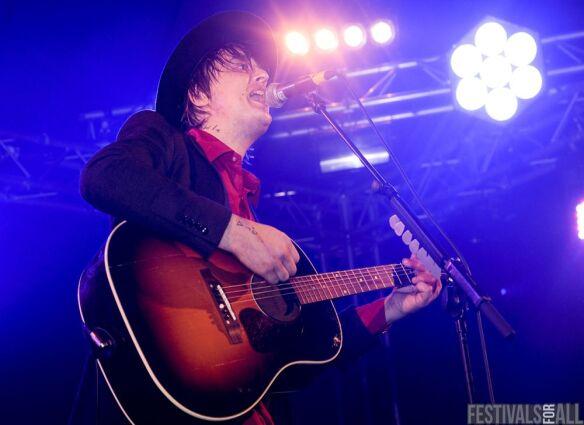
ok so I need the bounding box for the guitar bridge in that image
[201,269,243,344]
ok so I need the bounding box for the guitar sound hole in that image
[251,278,301,323]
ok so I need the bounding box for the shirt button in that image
[232,156,237,162]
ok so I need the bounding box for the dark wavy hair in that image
[181,43,256,129]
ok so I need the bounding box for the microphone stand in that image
[304,92,514,404]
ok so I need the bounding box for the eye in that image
[238,62,250,72]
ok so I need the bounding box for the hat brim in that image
[156,11,278,129]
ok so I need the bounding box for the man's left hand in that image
[384,254,442,324]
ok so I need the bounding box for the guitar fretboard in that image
[289,264,413,304]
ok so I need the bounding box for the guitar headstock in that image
[389,214,442,280]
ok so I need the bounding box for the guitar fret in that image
[290,263,409,304]
[392,265,404,287]
[348,271,359,295]
[332,274,343,297]
[324,273,335,300]
[316,274,328,301]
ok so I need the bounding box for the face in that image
[195,50,272,141]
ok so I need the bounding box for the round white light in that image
[479,55,513,88]
[314,28,339,51]
[485,88,518,121]
[343,25,366,48]
[455,77,489,111]
[370,20,395,45]
[475,21,508,57]
[451,44,483,78]
[504,31,538,66]
[510,65,543,99]
[285,31,310,55]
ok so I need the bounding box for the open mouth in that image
[248,89,266,106]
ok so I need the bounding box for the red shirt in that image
[188,128,274,425]
[187,128,388,424]
[188,128,259,221]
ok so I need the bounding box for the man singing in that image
[80,11,441,424]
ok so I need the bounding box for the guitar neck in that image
[289,264,413,305]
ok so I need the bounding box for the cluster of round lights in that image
[284,20,395,55]
[450,21,543,121]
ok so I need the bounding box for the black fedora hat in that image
[156,11,278,129]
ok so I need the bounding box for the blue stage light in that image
[474,22,508,57]
[320,151,389,173]
[456,77,488,111]
[480,55,513,89]
[577,201,584,240]
[485,87,518,121]
[505,32,538,67]
[510,65,543,99]
[449,17,544,123]
[450,44,483,79]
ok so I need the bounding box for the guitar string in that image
[221,263,429,297]
[223,263,424,290]
[229,274,435,305]
[227,269,442,305]
[221,266,418,298]
[223,270,406,299]
[218,263,416,294]
[221,268,415,297]
[226,269,423,305]
[228,278,416,306]
[223,268,433,301]
[226,274,397,299]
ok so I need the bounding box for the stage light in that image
[285,31,310,55]
[343,25,366,48]
[450,44,483,79]
[485,87,518,121]
[320,151,389,173]
[314,28,339,52]
[474,22,507,57]
[449,17,544,123]
[456,78,488,111]
[479,55,513,88]
[577,201,584,240]
[505,32,538,67]
[370,20,395,45]
[510,65,543,99]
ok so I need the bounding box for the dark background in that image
[1,1,583,424]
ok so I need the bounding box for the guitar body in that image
[78,221,342,424]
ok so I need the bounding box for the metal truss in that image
[268,31,584,138]
[1,31,584,269]
[257,31,584,267]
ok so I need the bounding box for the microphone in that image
[265,70,338,108]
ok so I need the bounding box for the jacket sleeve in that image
[335,298,389,366]
[79,110,232,258]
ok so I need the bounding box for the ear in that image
[187,90,210,110]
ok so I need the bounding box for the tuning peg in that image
[409,239,420,254]
[389,215,405,236]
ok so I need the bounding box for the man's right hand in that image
[218,215,300,284]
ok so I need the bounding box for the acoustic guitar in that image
[78,218,431,424]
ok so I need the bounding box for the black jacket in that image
[80,109,378,363]
[81,109,232,258]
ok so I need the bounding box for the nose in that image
[253,67,269,85]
